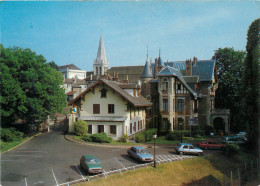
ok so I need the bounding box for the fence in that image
[58,155,194,186]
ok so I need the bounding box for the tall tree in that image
[214,48,246,131]
[242,18,260,150]
[0,45,67,126]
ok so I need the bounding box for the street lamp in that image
[153,134,157,168]
[180,122,183,143]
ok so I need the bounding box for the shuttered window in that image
[93,104,100,114]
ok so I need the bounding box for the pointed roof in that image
[141,59,153,78]
[157,66,197,97]
[158,49,164,67]
[95,34,108,65]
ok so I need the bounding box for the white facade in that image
[70,81,149,140]
[60,68,86,80]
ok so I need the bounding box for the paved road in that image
[1,129,192,186]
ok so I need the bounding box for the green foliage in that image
[118,134,129,143]
[222,144,239,156]
[47,61,59,70]
[0,45,67,126]
[82,134,91,142]
[135,133,145,143]
[74,120,88,136]
[214,47,246,132]
[0,128,23,142]
[144,128,157,141]
[166,130,190,141]
[90,133,112,143]
[242,18,260,151]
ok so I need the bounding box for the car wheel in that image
[180,151,183,155]
[198,152,202,156]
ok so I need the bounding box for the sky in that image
[1,1,259,71]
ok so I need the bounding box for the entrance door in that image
[98,125,104,133]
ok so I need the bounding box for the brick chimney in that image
[185,59,192,76]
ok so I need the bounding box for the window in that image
[163,99,168,111]
[178,99,184,111]
[140,120,142,130]
[98,125,104,133]
[162,82,168,90]
[178,83,182,90]
[189,146,194,149]
[88,125,92,134]
[110,125,116,135]
[108,104,114,114]
[130,123,132,134]
[138,121,140,130]
[134,122,136,132]
[101,88,107,98]
[183,145,188,149]
[93,104,100,114]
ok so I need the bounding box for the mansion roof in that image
[59,64,81,70]
[70,79,152,107]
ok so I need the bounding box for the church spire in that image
[95,34,108,65]
[93,34,109,76]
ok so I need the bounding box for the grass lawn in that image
[77,149,258,186]
[0,137,31,152]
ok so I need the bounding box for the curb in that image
[64,134,148,149]
[1,132,44,154]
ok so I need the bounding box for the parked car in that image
[197,140,224,150]
[175,143,203,156]
[233,135,248,141]
[127,146,154,162]
[221,137,244,144]
[80,155,103,174]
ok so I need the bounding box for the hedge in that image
[90,133,112,143]
[0,128,23,142]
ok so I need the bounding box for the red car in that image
[197,140,224,150]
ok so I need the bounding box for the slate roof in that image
[166,59,216,81]
[59,64,81,70]
[141,60,153,78]
[64,78,87,85]
[66,91,77,96]
[157,66,197,97]
[182,76,200,84]
[70,79,152,107]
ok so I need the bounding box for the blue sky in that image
[1,1,259,71]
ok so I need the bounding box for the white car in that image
[175,143,203,156]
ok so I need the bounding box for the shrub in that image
[74,120,88,136]
[204,125,214,135]
[90,133,112,143]
[166,131,181,141]
[83,134,91,142]
[0,128,23,142]
[118,134,129,143]
[144,128,157,141]
[222,144,239,156]
[135,133,145,143]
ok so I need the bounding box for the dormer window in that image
[100,88,107,98]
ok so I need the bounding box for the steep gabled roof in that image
[157,66,197,97]
[69,79,152,107]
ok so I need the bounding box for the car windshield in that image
[138,149,149,154]
[87,158,99,164]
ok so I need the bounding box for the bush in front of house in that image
[118,134,129,143]
[0,127,23,142]
[74,120,88,136]
[222,143,239,156]
[82,134,91,142]
[90,133,112,143]
[135,133,145,143]
[144,128,157,141]
[166,131,181,141]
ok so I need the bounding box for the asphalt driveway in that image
[1,128,192,186]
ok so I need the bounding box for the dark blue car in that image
[127,146,154,162]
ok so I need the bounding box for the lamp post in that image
[180,122,183,143]
[153,134,157,168]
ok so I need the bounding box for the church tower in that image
[93,34,109,76]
